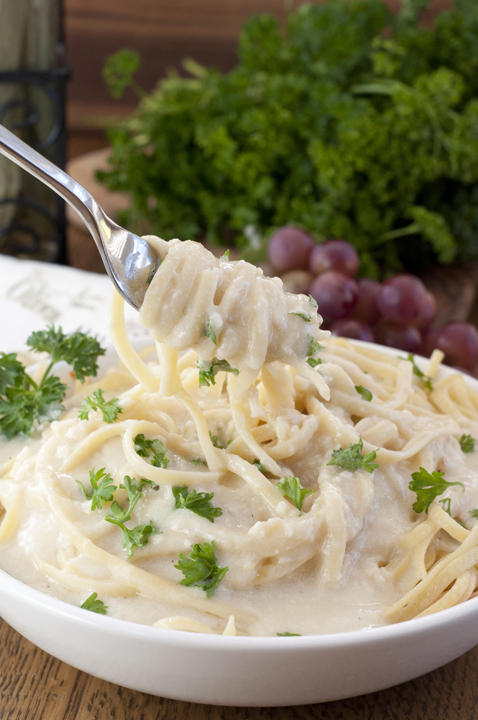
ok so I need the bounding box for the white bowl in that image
[1,342,477,706]
[1,569,478,706]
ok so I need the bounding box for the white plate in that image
[0,341,477,706]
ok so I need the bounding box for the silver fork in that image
[0,124,160,310]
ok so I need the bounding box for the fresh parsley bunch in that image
[0,326,105,439]
[99,0,478,277]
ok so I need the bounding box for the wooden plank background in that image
[64,0,454,128]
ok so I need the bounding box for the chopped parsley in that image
[104,475,159,557]
[327,437,379,474]
[197,358,239,387]
[409,467,464,514]
[307,357,323,368]
[459,434,475,453]
[289,311,311,322]
[106,475,157,524]
[80,592,108,615]
[190,458,207,466]
[308,336,323,356]
[253,458,267,474]
[355,385,373,402]
[76,468,117,510]
[308,295,318,311]
[276,476,315,512]
[209,431,231,450]
[175,541,228,597]
[134,433,170,468]
[203,318,217,344]
[220,250,230,260]
[78,389,122,424]
[402,353,433,392]
[172,486,223,522]
[277,632,302,637]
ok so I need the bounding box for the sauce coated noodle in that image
[1,238,478,636]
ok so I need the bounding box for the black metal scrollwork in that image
[0,63,70,264]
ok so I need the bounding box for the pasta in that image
[1,237,478,637]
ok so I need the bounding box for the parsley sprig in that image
[80,592,108,615]
[197,358,239,387]
[106,475,157,524]
[105,475,159,556]
[327,437,379,474]
[276,476,315,512]
[409,467,464,514]
[76,468,117,510]
[78,389,122,424]
[27,326,105,382]
[0,326,105,439]
[175,541,228,597]
[134,433,170,468]
[459,434,475,453]
[172,486,223,522]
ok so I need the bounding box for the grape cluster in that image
[268,226,478,373]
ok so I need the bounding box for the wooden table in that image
[1,615,477,719]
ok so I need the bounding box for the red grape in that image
[349,278,381,326]
[375,322,423,354]
[377,274,427,324]
[412,291,437,331]
[281,270,314,295]
[424,322,478,371]
[331,319,374,343]
[309,239,359,278]
[309,271,358,322]
[268,226,315,274]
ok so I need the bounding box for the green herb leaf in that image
[198,358,239,387]
[307,357,323,368]
[27,326,106,383]
[80,592,108,614]
[402,354,433,392]
[409,467,464,514]
[120,520,158,558]
[308,337,323,357]
[78,389,122,424]
[308,295,318,311]
[0,353,25,395]
[209,431,231,450]
[459,434,475,453]
[220,250,230,260]
[252,458,267,473]
[76,468,117,511]
[327,437,379,474]
[0,359,66,439]
[289,311,311,322]
[276,476,315,511]
[175,541,228,597]
[203,319,217,345]
[102,49,142,99]
[172,486,223,522]
[277,632,302,637]
[190,458,207,466]
[134,433,169,468]
[355,385,373,401]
